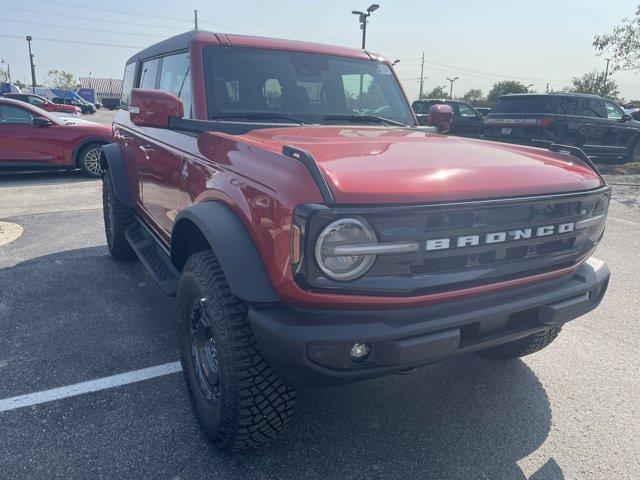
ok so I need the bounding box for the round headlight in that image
[315,218,377,281]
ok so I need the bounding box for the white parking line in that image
[0,362,182,413]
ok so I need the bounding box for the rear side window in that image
[120,62,136,108]
[158,52,192,119]
[491,97,543,114]
[139,58,160,89]
[544,96,579,115]
[412,101,436,114]
[0,105,34,124]
[581,99,605,118]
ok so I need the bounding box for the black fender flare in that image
[100,143,134,207]
[172,202,280,303]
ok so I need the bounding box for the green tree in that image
[426,85,448,99]
[46,69,77,89]
[487,81,529,103]
[461,88,487,106]
[0,68,8,83]
[570,70,619,99]
[593,4,640,72]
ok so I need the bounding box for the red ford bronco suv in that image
[101,31,610,452]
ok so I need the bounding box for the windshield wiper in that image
[209,112,314,125]
[323,114,407,127]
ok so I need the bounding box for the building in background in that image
[79,77,123,102]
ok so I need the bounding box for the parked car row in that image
[0,97,112,177]
[412,93,640,163]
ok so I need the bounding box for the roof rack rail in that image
[548,143,605,183]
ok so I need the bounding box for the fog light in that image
[350,342,371,362]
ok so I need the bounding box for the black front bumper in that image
[249,258,609,387]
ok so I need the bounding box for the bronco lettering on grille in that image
[426,222,575,251]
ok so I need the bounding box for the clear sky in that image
[1,0,639,100]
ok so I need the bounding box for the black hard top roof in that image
[126,30,202,65]
[498,92,603,99]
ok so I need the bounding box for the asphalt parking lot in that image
[0,172,639,479]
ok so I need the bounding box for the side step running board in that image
[125,221,179,296]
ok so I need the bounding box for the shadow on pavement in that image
[0,246,562,479]
[0,168,97,187]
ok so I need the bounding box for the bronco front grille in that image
[296,187,610,296]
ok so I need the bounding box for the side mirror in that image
[427,104,453,133]
[32,117,52,127]
[620,114,632,122]
[130,88,183,128]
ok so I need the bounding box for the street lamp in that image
[446,76,459,99]
[0,58,11,84]
[351,4,379,49]
[527,83,534,91]
[392,59,401,66]
[26,35,37,94]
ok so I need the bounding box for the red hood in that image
[220,126,603,204]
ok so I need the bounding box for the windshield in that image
[203,46,414,126]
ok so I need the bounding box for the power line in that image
[34,0,191,23]
[0,33,144,50]
[0,4,186,30]
[2,17,168,38]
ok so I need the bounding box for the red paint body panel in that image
[0,98,112,166]
[113,32,605,310]
[226,126,603,204]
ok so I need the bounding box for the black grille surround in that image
[293,186,610,296]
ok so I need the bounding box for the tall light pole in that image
[602,58,611,96]
[26,36,36,93]
[446,76,459,99]
[351,4,379,49]
[527,83,534,91]
[0,59,11,84]
[392,59,401,66]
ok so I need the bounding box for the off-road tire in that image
[178,251,296,453]
[477,327,562,360]
[78,142,105,177]
[102,173,136,260]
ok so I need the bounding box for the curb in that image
[602,175,640,186]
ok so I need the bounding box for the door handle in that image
[139,145,155,157]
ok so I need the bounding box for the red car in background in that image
[3,93,82,116]
[0,97,112,177]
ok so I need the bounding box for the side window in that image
[581,99,605,118]
[458,103,478,118]
[158,52,192,118]
[0,105,35,124]
[29,96,46,106]
[139,58,160,90]
[120,62,136,108]
[604,100,624,120]
[412,102,427,114]
[545,97,579,115]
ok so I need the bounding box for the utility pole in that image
[419,51,425,99]
[446,76,459,99]
[194,10,199,30]
[0,59,11,84]
[26,36,36,94]
[602,58,611,95]
[351,4,379,49]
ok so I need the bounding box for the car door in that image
[0,103,64,165]
[131,55,187,243]
[453,102,484,137]
[578,98,608,154]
